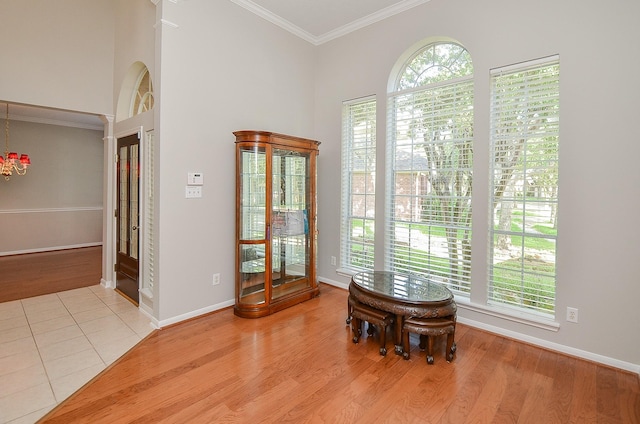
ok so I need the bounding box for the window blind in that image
[488,57,560,316]
[143,130,155,295]
[386,78,474,293]
[341,97,376,271]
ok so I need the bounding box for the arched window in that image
[115,62,155,122]
[132,67,154,116]
[395,42,473,90]
[386,41,474,294]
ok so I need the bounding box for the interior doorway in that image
[115,133,140,304]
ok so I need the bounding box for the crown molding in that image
[317,0,432,45]
[228,0,317,44]
[230,0,432,46]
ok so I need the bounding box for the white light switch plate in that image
[185,186,202,198]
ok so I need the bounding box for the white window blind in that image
[143,130,155,295]
[386,42,474,294]
[488,57,560,316]
[341,97,376,271]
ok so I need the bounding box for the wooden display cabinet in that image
[234,130,320,318]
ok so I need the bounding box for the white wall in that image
[315,0,640,370]
[0,0,115,115]
[0,120,104,255]
[153,1,317,321]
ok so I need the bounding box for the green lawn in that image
[350,218,556,313]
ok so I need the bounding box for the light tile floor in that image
[0,285,154,424]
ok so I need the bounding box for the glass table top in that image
[352,271,453,303]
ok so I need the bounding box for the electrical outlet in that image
[330,256,336,266]
[212,273,220,286]
[566,307,578,323]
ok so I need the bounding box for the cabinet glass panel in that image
[239,146,266,240]
[238,145,268,305]
[239,243,266,305]
[271,148,310,300]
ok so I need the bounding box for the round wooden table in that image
[349,271,457,355]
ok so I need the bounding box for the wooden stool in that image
[349,296,394,356]
[402,316,456,364]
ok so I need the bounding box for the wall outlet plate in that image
[566,307,578,323]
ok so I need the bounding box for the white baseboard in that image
[138,305,160,330]
[318,277,640,376]
[319,276,349,291]
[151,279,346,333]
[156,299,236,328]
[100,278,114,289]
[457,316,640,375]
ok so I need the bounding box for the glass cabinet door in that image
[238,145,268,306]
[234,130,319,318]
[270,148,311,300]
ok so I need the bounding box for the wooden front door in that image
[116,133,140,304]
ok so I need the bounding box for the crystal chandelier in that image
[1,103,31,180]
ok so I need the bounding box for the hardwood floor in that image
[0,247,102,303]
[40,284,639,423]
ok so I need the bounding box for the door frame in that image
[103,118,155,321]
[115,132,141,304]
[106,127,146,295]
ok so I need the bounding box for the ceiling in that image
[232,0,431,45]
[5,1,430,128]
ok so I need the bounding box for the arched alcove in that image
[115,61,154,122]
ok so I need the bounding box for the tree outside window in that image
[386,42,473,293]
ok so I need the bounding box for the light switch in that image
[185,186,202,198]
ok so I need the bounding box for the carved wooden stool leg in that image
[446,332,455,362]
[352,317,362,343]
[426,335,435,365]
[402,330,411,360]
[379,325,387,356]
[395,317,403,355]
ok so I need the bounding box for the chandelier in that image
[1,103,31,180]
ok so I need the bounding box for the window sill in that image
[454,296,560,332]
[336,267,358,278]
[333,270,559,332]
